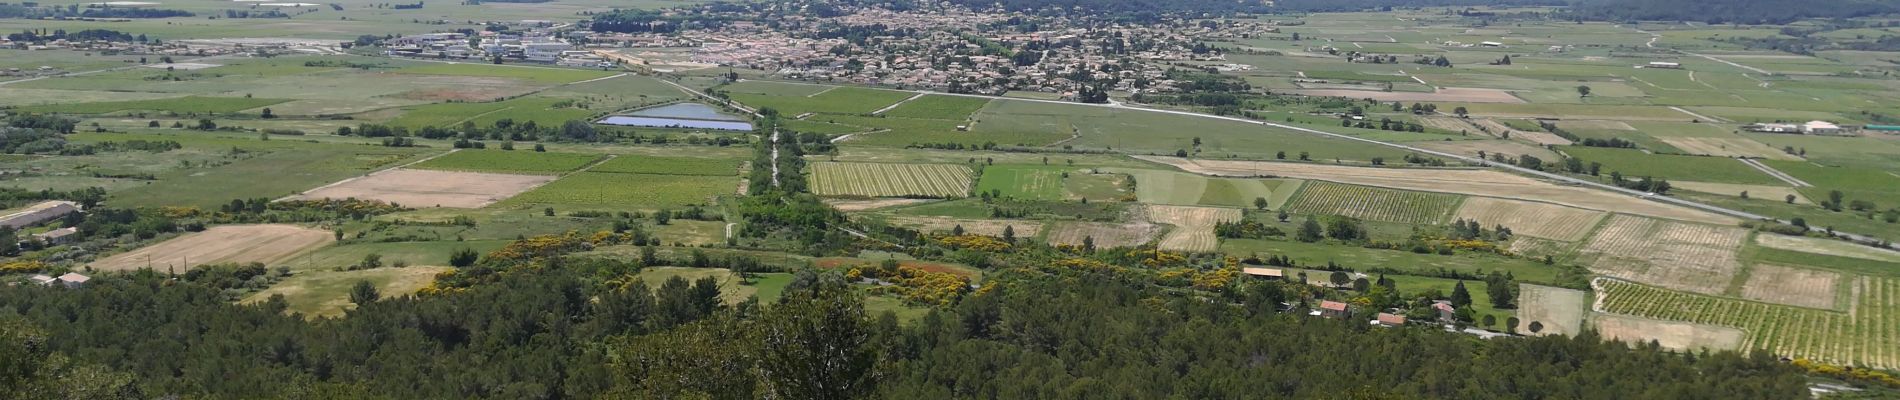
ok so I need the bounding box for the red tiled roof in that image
[1320,300,1349,311]
[1377,313,1407,325]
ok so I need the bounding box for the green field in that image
[89,132,433,209]
[1762,160,1900,206]
[1281,181,1462,224]
[410,150,602,174]
[386,96,598,129]
[633,267,794,305]
[1221,237,1561,285]
[1562,146,1782,185]
[587,155,741,176]
[1598,278,1900,370]
[501,172,732,210]
[726,83,915,115]
[974,165,1071,201]
[15,95,288,114]
[881,95,989,119]
[396,63,616,85]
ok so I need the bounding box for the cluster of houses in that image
[383,23,613,67]
[1744,120,1845,135]
[1242,266,1507,337]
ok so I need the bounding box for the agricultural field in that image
[810,162,973,198]
[974,165,1072,201]
[395,63,618,85]
[725,82,915,115]
[1738,264,1844,310]
[1150,157,1737,224]
[1657,136,1800,161]
[1760,159,1900,207]
[1591,313,1748,353]
[1452,197,1606,241]
[1576,215,1748,295]
[409,150,602,175]
[292,168,556,209]
[500,172,732,210]
[1754,235,1900,264]
[1282,181,1461,224]
[1516,284,1588,337]
[240,266,454,318]
[880,95,989,119]
[587,155,741,176]
[91,225,335,272]
[1045,221,1160,249]
[1560,146,1782,185]
[15,95,288,114]
[880,216,1042,238]
[98,134,434,209]
[1146,205,1242,253]
[1598,278,1900,370]
[1669,181,1810,204]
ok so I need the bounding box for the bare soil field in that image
[1045,221,1160,249]
[1577,215,1747,295]
[1671,181,1810,204]
[1517,284,1588,336]
[1290,87,1525,103]
[1593,313,1746,352]
[1755,234,1900,263]
[884,216,1041,238]
[1508,237,1573,259]
[1416,139,1561,162]
[1740,264,1843,310]
[1453,197,1606,241]
[1471,119,1572,146]
[92,225,335,272]
[824,198,934,212]
[1138,156,1737,225]
[1146,205,1242,253]
[291,168,556,209]
[1660,137,1801,160]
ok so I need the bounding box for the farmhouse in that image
[1372,313,1407,327]
[1802,120,1843,135]
[1315,300,1350,318]
[1243,267,1284,280]
[0,201,80,229]
[56,272,90,288]
[1432,301,1456,322]
[27,274,55,285]
[32,227,78,245]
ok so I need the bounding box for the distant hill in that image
[1563,0,1900,25]
[1269,0,1563,13]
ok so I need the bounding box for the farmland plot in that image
[1598,278,1900,370]
[1146,205,1242,253]
[410,150,602,175]
[811,162,973,198]
[291,168,556,209]
[91,225,334,272]
[1282,181,1461,224]
[1740,264,1843,310]
[1755,234,1900,263]
[1453,197,1605,241]
[1516,284,1587,336]
[1660,137,1801,161]
[882,216,1041,238]
[1577,215,1748,295]
[1046,221,1161,249]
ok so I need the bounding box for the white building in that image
[1803,120,1842,135]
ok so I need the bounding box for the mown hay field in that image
[91,224,334,272]
[1282,181,1461,224]
[1515,284,1587,337]
[292,168,555,209]
[1598,278,1900,370]
[1045,221,1160,249]
[811,162,973,198]
[501,172,730,210]
[1452,197,1605,241]
[1147,205,1242,253]
[588,155,740,176]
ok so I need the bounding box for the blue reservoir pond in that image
[596,103,754,130]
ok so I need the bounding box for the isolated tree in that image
[1002,225,1016,243]
[1276,209,1290,222]
[1785,194,1797,204]
[448,247,479,267]
[534,143,546,152]
[1528,321,1545,333]
[1506,317,1521,334]
[1450,280,1473,308]
[1740,190,1749,199]
[1081,235,1095,252]
[1253,197,1269,210]
[1481,314,1497,328]
[951,224,965,236]
[1352,277,1370,292]
[349,280,380,305]
[260,108,275,119]
[1329,271,1350,287]
[1487,273,1516,309]
[1454,106,1468,118]
[655,210,671,225]
[1296,217,1324,243]
[1576,85,1592,98]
